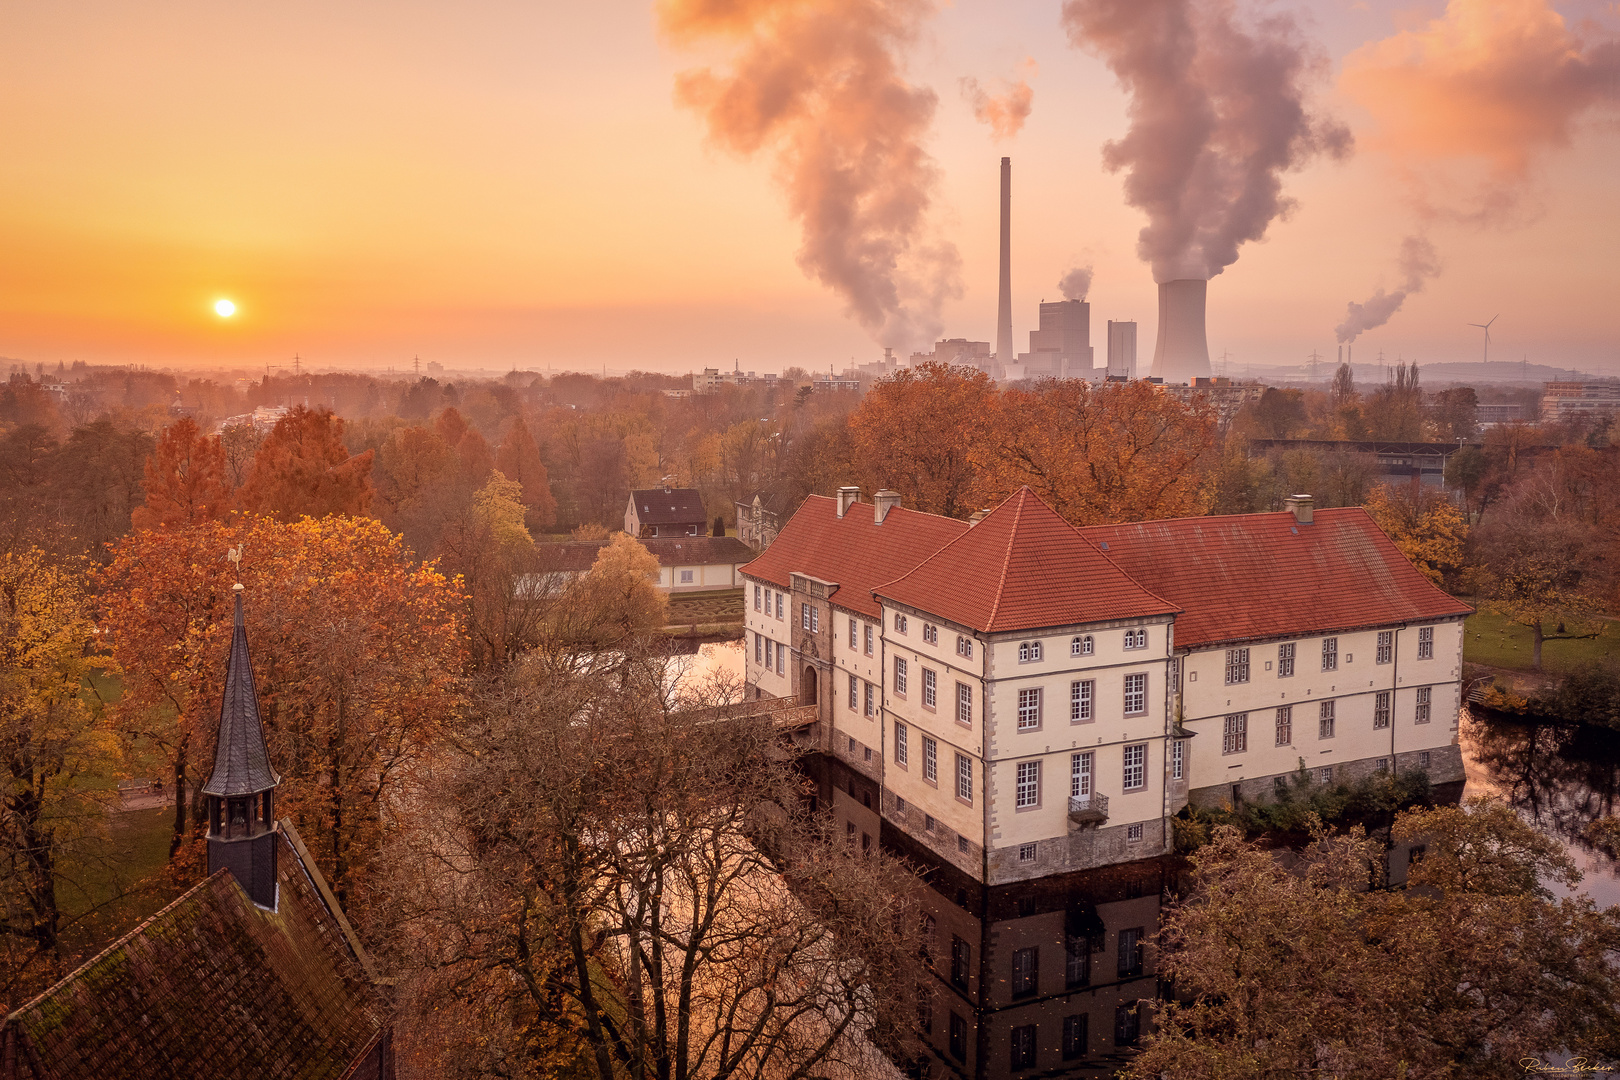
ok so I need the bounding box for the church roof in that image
[201,589,279,798]
[2,826,387,1080]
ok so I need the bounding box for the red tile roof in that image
[1078,508,1474,648]
[738,495,969,618]
[876,489,1180,634]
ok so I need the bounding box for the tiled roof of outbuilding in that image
[3,826,386,1080]
[629,487,706,524]
[876,488,1180,633]
[739,496,969,618]
[1077,508,1473,648]
[541,536,758,573]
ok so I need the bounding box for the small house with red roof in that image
[739,487,1469,884]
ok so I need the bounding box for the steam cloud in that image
[1343,0,1620,225]
[1058,265,1094,301]
[660,0,960,349]
[1060,0,1351,283]
[961,59,1037,141]
[1334,236,1441,344]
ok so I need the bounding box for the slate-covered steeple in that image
[204,584,281,909]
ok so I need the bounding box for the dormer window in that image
[1071,635,1093,657]
[1018,641,1043,663]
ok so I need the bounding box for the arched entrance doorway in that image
[801,665,818,706]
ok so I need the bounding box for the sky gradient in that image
[2,0,1617,375]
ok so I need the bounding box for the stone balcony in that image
[1068,792,1108,827]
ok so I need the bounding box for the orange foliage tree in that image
[237,406,376,520]
[847,362,998,518]
[495,415,558,532]
[130,416,229,530]
[978,380,1216,525]
[98,515,463,907]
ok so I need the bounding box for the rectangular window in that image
[1375,690,1392,729]
[810,607,818,633]
[948,1012,967,1062]
[1072,634,1094,656]
[1319,699,1336,739]
[848,673,858,711]
[1018,841,1037,863]
[923,668,936,708]
[1419,750,1431,769]
[753,584,761,611]
[754,633,762,665]
[1322,637,1338,672]
[956,682,973,726]
[1062,1014,1088,1060]
[894,656,908,695]
[777,645,785,676]
[1278,641,1295,678]
[950,936,970,989]
[1018,640,1043,662]
[1115,1004,1141,1046]
[1011,947,1038,998]
[1418,626,1435,659]
[863,682,875,717]
[1123,673,1147,716]
[956,754,973,803]
[775,593,783,619]
[1065,935,1090,989]
[1118,927,1144,978]
[1016,760,1040,808]
[1224,648,1251,685]
[1222,713,1247,755]
[1275,706,1292,746]
[1070,679,1095,723]
[1017,687,1041,730]
[1122,743,1146,791]
[1010,1024,1037,1070]
[801,603,810,630]
[1416,685,1432,723]
[1377,630,1393,665]
[1071,751,1093,798]
[1320,765,1334,783]
[864,624,873,656]
[849,617,857,649]
[922,736,938,783]
[1172,739,1184,780]
[956,635,973,658]
[894,722,908,766]
[1127,822,1143,843]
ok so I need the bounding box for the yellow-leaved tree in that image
[1363,483,1468,586]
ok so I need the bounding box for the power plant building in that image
[1107,320,1138,380]
[1151,279,1213,384]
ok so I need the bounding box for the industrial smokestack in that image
[1149,279,1212,384]
[996,157,1013,372]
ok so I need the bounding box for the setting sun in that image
[213,298,236,318]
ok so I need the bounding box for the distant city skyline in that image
[2,0,1617,375]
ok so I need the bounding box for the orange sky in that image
[2,0,1617,374]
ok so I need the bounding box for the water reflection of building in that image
[811,753,1165,1079]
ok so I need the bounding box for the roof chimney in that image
[836,486,861,518]
[1285,494,1314,525]
[996,157,1013,373]
[873,490,901,524]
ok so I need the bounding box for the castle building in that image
[1,587,393,1079]
[741,488,1469,884]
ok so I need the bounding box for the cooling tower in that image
[1150,279,1212,384]
[995,157,1013,373]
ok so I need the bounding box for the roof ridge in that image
[983,488,1026,630]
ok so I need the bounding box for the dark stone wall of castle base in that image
[208,830,279,909]
[1188,743,1466,810]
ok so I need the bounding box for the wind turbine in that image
[1469,315,1498,364]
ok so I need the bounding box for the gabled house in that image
[626,487,707,538]
[1,586,393,1079]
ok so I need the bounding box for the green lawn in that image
[57,806,178,954]
[1462,608,1620,673]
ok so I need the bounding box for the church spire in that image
[204,583,281,908]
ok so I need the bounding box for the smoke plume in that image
[1335,236,1441,344]
[660,0,960,348]
[1058,265,1094,301]
[1343,0,1620,225]
[961,58,1037,141]
[1061,0,1351,283]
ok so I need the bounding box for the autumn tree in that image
[237,405,375,520]
[1362,361,1423,441]
[98,517,463,906]
[378,649,922,1080]
[1128,802,1620,1080]
[494,415,558,532]
[131,416,229,530]
[0,552,120,1003]
[554,533,668,647]
[847,363,997,518]
[980,379,1216,525]
[1363,482,1467,586]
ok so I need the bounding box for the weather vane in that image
[227,543,244,587]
